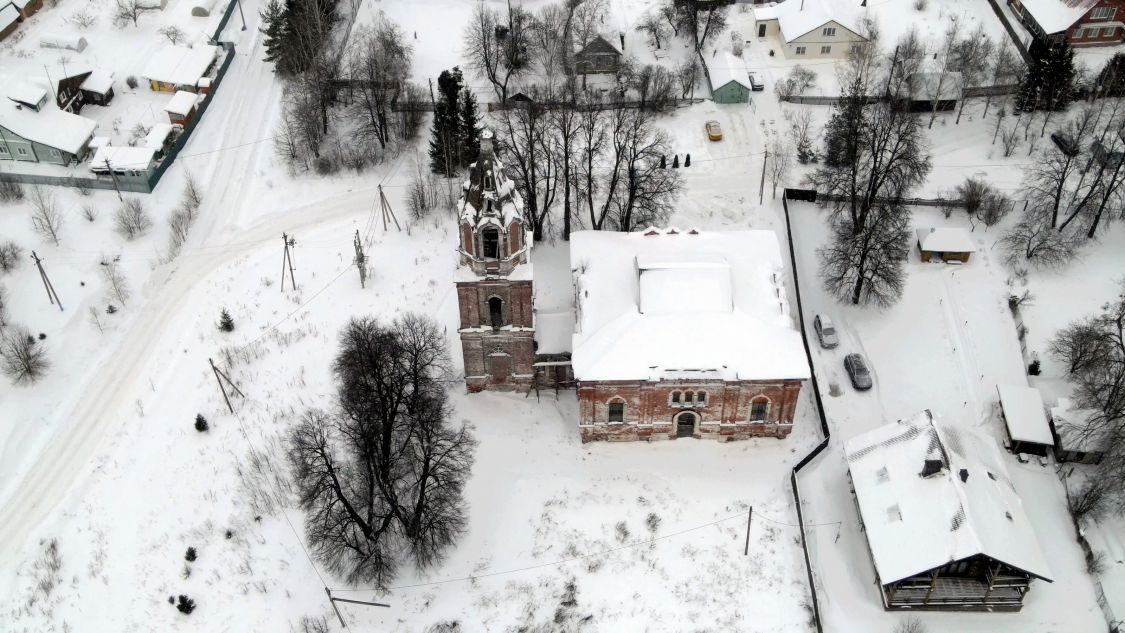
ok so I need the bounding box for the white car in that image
[813,314,839,349]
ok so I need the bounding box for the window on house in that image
[16,146,29,156]
[850,44,862,53]
[49,148,61,159]
[820,45,832,54]
[684,390,694,405]
[482,227,500,259]
[822,27,836,36]
[795,46,806,55]
[488,297,503,328]
[750,397,769,422]
[1104,26,1116,36]
[0,145,9,156]
[608,401,625,423]
[671,391,681,405]
[696,391,707,405]
[1091,6,1115,19]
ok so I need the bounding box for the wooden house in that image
[1009,0,1125,47]
[80,70,115,107]
[0,101,96,165]
[917,227,975,263]
[11,0,43,19]
[574,35,622,75]
[0,4,19,42]
[752,0,868,59]
[845,411,1052,611]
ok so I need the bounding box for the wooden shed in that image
[997,384,1054,457]
[916,227,974,263]
[708,53,752,104]
[164,90,198,127]
[574,35,622,75]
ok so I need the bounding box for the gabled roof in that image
[164,90,198,116]
[0,100,96,155]
[915,227,975,253]
[142,44,219,86]
[6,80,48,109]
[845,411,1052,585]
[1,3,19,29]
[570,228,810,382]
[459,129,524,228]
[1016,0,1097,33]
[997,384,1054,446]
[80,69,115,95]
[708,53,751,91]
[753,0,868,42]
[577,34,621,56]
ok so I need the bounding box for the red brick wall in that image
[456,280,534,329]
[577,378,803,442]
[1067,0,1125,45]
[508,221,521,254]
[461,223,474,257]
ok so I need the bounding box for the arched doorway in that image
[675,411,697,438]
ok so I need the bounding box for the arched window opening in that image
[750,396,770,422]
[482,227,500,259]
[684,390,695,405]
[671,391,681,405]
[488,297,503,328]
[696,391,707,406]
[484,172,496,190]
[608,399,626,423]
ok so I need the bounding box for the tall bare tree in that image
[463,1,536,103]
[576,96,608,230]
[635,12,669,50]
[600,107,681,232]
[949,24,994,124]
[0,325,49,385]
[766,136,793,198]
[346,17,413,154]
[496,88,557,240]
[29,186,63,246]
[818,204,911,306]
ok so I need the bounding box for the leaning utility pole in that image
[353,230,368,288]
[324,588,390,628]
[758,151,768,205]
[105,158,123,201]
[280,232,297,291]
[30,251,63,311]
[208,358,245,414]
[378,185,401,231]
[743,506,754,555]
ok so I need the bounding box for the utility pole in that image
[758,151,768,205]
[353,230,367,288]
[324,588,389,628]
[208,358,245,414]
[378,185,401,232]
[883,45,900,99]
[105,158,123,201]
[236,0,246,30]
[30,251,63,311]
[743,506,753,556]
[280,233,297,291]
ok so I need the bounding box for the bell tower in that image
[455,130,536,392]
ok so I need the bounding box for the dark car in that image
[844,353,873,391]
[747,71,764,92]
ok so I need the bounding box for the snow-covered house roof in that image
[1017,0,1097,33]
[753,0,868,42]
[845,411,1052,585]
[915,227,974,253]
[997,384,1053,446]
[0,4,18,30]
[576,34,621,56]
[0,100,96,155]
[7,81,48,110]
[708,53,751,91]
[89,145,157,173]
[81,69,115,95]
[142,44,219,87]
[1051,397,1107,453]
[164,90,198,116]
[569,228,810,382]
[144,123,176,148]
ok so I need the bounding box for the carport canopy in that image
[996,384,1053,447]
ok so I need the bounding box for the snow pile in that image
[997,383,1053,446]
[844,410,1052,585]
[570,228,809,382]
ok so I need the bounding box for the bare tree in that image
[113,0,159,28]
[767,136,793,198]
[1001,119,1020,156]
[0,284,7,329]
[818,204,911,307]
[632,64,676,112]
[676,57,700,99]
[576,96,608,230]
[787,107,817,164]
[345,17,413,155]
[158,25,186,44]
[600,107,682,232]
[0,325,49,385]
[950,25,994,124]
[550,87,582,240]
[532,4,568,91]
[463,1,536,103]
[776,64,817,100]
[0,240,22,274]
[167,208,194,255]
[999,205,1076,268]
[924,23,960,130]
[984,45,1023,118]
[571,0,608,53]
[635,12,669,50]
[114,198,152,240]
[288,315,475,587]
[29,186,63,246]
[100,256,131,306]
[182,171,204,219]
[496,89,558,240]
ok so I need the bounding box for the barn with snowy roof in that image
[845,411,1052,611]
[569,227,809,442]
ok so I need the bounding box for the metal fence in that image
[780,84,1018,106]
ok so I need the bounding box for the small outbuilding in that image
[164,90,198,126]
[916,227,975,263]
[11,0,43,20]
[1051,398,1107,465]
[39,32,88,52]
[0,4,20,43]
[708,53,752,104]
[142,44,220,93]
[80,69,115,107]
[997,384,1054,457]
[845,410,1052,612]
[144,123,177,158]
[7,81,48,111]
[89,144,157,175]
[191,0,219,16]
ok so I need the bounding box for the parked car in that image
[706,120,722,141]
[813,314,839,349]
[747,72,764,92]
[844,353,873,391]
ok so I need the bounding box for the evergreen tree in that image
[259,0,287,67]
[822,75,867,167]
[428,68,465,176]
[218,309,235,333]
[1016,40,1076,112]
[459,88,481,167]
[194,414,209,432]
[1096,52,1125,97]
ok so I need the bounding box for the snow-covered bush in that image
[0,240,23,274]
[125,75,138,89]
[0,180,24,203]
[1,325,50,384]
[114,198,152,240]
[81,205,98,222]
[895,617,927,633]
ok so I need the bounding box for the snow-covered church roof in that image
[845,411,1052,585]
[458,129,524,228]
[569,228,810,382]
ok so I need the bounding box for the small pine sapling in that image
[218,309,235,333]
[194,414,208,432]
[672,155,680,168]
[185,546,197,562]
[176,594,196,614]
[684,153,691,167]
